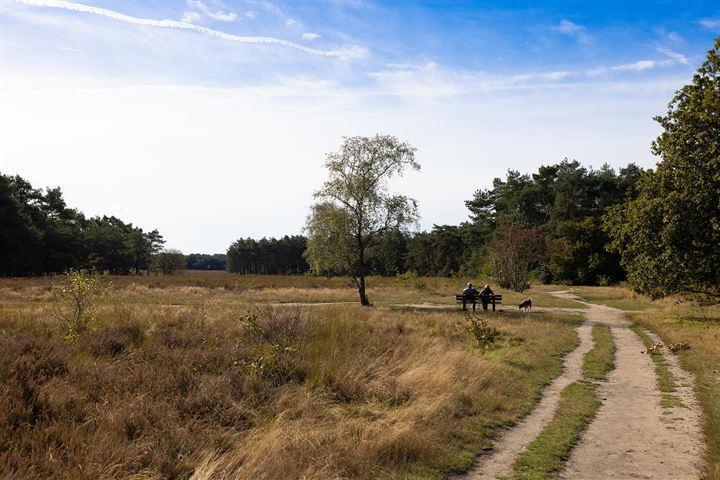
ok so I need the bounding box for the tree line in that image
[0,174,167,276]
[226,236,309,275]
[298,159,642,284]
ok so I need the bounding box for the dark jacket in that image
[479,286,494,298]
[463,287,479,299]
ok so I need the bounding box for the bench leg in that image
[492,300,496,312]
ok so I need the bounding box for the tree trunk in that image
[356,232,371,306]
[358,274,370,306]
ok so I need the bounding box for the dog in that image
[518,298,532,312]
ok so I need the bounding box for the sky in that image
[1,0,719,253]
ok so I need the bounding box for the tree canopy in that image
[305,135,420,305]
[0,173,165,276]
[604,38,720,299]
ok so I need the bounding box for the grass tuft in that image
[582,324,615,380]
[629,324,683,408]
[511,381,600,480]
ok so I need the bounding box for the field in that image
[3,273,717,479]
[0,272,583,479]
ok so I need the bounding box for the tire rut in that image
[556,297,704,479]
[457,306,595,479]
[456,290,704,480]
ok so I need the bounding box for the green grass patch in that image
[511,381,600,480]
[629,324,683,408]
[582,324,615,380]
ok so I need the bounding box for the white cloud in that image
[302,32,321,40]
[15,0,364,58]
[657,47,689,65]
[555,19,593,44]
[181,10,202,23]
[610,60,658,72]
[245,10,257,19]
[187,0,237,22]
[664,31,684,44]
[285,18,301,28]
[699,18,720,29]
[260,1,284,17]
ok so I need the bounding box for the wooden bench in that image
[455,293,503,312]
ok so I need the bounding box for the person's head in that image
[467,282,472,288]
[484,284,490,289]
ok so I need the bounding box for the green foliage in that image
[185,253,227,270]
[237,309,307,383]
[605,38,720,300]
[582,324,615,380]
[152,249,186,275]
[226,236,307,274]
[466,317,501,353]
[53,270,110,342]
[0,172,165,277]
[466,160,642,286]
[405,224,467,276]
[396,270,427,291]
[305,134,420,305]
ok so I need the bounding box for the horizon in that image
[2,0,719,253]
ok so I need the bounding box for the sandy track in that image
[558,302,704,479]
[458,309,595,479]
[458,291,704,480]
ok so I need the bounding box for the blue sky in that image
[1,0,719,252]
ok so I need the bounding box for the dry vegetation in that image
[0,273,583,479]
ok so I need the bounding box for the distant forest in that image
[0,160,641,285]
[0,174,165,276]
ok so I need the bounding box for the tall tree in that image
[605,38,720,299]
[305,135,420,305]
[488,222,545,292]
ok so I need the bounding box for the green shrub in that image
[53,270,110,342]
[467,317,501,353]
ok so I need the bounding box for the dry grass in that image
[0,273,587,309]
[0,275,584,479]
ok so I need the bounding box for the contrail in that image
[17,0,360,58]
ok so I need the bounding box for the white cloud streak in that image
[16,0,364,58]
[181,10,202,23]
[187,0,237,22]
[302,32,321,40]
[657,47,689,65]
[555,19,593,44]
[699,18,720,29]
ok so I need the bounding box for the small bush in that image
[53,270,110,342]
[396,271,427,291]
[467,317,501,353]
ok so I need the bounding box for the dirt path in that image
[459,291,704,480]
[558,296,704,479]
[458,304,595,479]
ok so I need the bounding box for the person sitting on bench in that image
[462,282,480,311]
[479,284,494,311]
